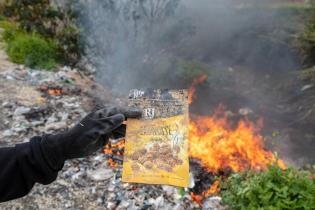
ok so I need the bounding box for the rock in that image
[87,168,114,181]
[162,186,176,196]
[12,120,30,132]
[2,129,14,137]
[107,202,116,209]
[117,200,130,209]
[71,171,84,180]
[96,197,103,204]
[148,196,164,208]
[31,120,44,127]
[202,196,225,210]
[5,75,14,80]
[107,185,116,192]
[1,101,11,108]
[44,121,67,131]
[46,114,58,124]
[301,84,314,92]
[58,112,69,121]
[14,107,31,116]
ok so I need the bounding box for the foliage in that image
[299,6,315,67]
[3,0,81,66]
[0,20,21,42]
[221,164,315,210]
[7,32,57,69]
[299,66,315,84]
[1,21,57,69]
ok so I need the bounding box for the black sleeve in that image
[0,136,61,202]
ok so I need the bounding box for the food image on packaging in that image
[122,89,189,187]
[130,142,183,173]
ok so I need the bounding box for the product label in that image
[122,89,189,187]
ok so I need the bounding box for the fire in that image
[191,180,221,205]
[188,74,207,104]
[104,139,125,168]
[187,75,285,204]
[203,180,220,197]
[47,88,63,96]
[102,75,285,204]
[189,107,285,173]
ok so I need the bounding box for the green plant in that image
[6,32,57,69]
[221,165,315,210]
[0,20,22,42]
[299,7,315,66]
[3,0,81,66]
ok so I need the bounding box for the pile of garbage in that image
[0,65,227,210]
[0,65,89,146]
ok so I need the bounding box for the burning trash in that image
[189,107,285,173]
[102,77,286,207]
[104,139,125,168]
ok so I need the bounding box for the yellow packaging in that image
[122,89,189,187]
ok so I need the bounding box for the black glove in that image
[40,106,142,170]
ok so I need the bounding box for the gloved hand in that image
[40,106,142,170]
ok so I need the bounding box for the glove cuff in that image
[40,134,66,171]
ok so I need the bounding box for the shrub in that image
[6,32,57,70]
[3,0,81,66]
[299,8,315,66]
[0,20,22,42]
[221,165,315,210]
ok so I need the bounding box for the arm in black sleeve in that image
[0,106,141,203]
[0,136,61,203]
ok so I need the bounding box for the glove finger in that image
[97,135,109,148]
[95,106,120,118]
[123,107,142,119]
[101,114,125,132]
[94,106,113,118]
[111,124,126,139]
[95,106,142,119]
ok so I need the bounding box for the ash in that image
[0,63,226,209]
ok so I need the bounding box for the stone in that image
[301,84,314,92]
[14,107,31,116]
[87,168,114,181]
[44,121,67,131]
[2,129,14,137]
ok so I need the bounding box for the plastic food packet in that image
[122,89,189,187]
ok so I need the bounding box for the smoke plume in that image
[76,0,300,93]
[76,0,314,165]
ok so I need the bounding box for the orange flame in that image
[188,74,207,104]
[47,89,63,96]
[203,180,220,197]
[104,139,125,168]
[191,180,221,205]
[190,192,204,206]
[189,108,285,172]
[187,75,285,204]
[103,76,285,204]
[187,75,284,172]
